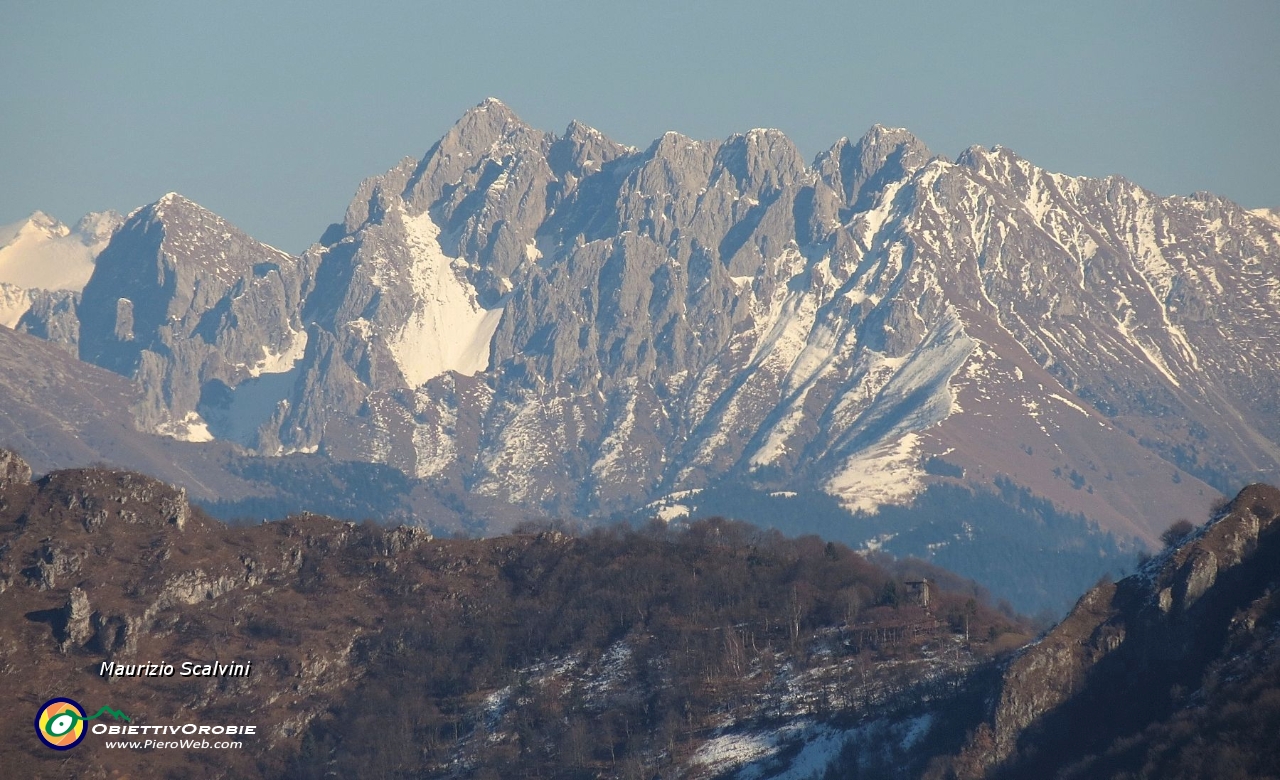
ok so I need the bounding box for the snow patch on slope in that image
[825,311,975,512]
[155,411,214,443]
[387,209,505,387]
[0,283,32,328]
[839,310,975,448]
[411,390,459,480]
[1249,207,1280,230]
[592,382,641,481]
[694,714,935,780]
[248,328,308,377]
[209,371,301,449]
[656,504,691,522]
[826,432,925,512]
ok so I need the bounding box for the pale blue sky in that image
[2,1,1276,252]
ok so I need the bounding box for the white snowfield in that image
[154,411,214,443]
[0,211,114,293]
[386,208,505,387]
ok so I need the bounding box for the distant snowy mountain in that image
[5,100,1280,608]
[0,209,122,347]
[0,209,121,292]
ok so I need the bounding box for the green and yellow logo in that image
[34,698,130,750]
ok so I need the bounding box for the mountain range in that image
[3,99,1280,611]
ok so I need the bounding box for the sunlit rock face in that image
[26,100,1280,540]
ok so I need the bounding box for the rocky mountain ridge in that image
[4,99,1280,607]
[122,101,1277,532]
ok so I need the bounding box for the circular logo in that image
[35,698,87,750]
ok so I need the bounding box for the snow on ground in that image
[1114,309,1180,387]
[248,328,308,377]
[656,504,691,522]
[155,411,214,443]
[823,311,974,513]
[581,641,633,706]
[410,389,459,479]
[474,394,562,504]
[591,381,640,481]
[387,208,505,387]
[694,724,798,776]
[694,713,936,780]
[643,488,703,522]
[1250,207,1280,230]
[826,433,924,513]
[738,724,850,780]
[202,328,309,448]
[216,369,300,448]
[863,532,898,552]
[1047,392,1090,417]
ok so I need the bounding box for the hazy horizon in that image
[3,1,1277,253]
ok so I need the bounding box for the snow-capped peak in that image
[0,209,122,293]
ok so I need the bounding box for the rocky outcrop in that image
[21,540,81,590]
[78,194,313,447]
[947,484,1280,778]
[14,288,80,352]
[0,449,30,488]
[56,586,92,650]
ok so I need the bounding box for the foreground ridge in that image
[0,449,1029,778]
[942,483,1280,779]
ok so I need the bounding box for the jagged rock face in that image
[261,101,1278,536]
[78,194,312,448]
[946,484,1280,778]
[0,449,31,488]
[26,101,1280,539]
[15,288,80,352]
[57,587,93,649]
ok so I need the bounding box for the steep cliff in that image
[944,484,1280,779]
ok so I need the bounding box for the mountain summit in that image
[78,192,310,445]
[4,102,1280,610]
[260,103,1275,539]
